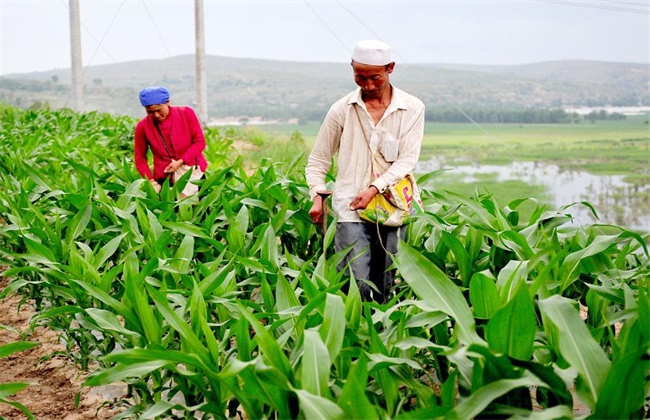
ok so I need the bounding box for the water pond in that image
[416,159,649,232]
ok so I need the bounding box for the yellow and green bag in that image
[358,174,423,226]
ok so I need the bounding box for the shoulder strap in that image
[153,121,174,160]
[354,104,382,177]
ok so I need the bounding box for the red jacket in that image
[134,106,208,181]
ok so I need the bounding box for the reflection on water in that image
[416,159,650,232]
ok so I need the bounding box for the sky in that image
[0,0,648,76]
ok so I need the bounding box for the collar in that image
[347,86,408,112]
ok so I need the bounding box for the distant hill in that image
[0,55,647,122]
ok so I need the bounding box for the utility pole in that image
[195,0,208,126]
[69,0,84,112]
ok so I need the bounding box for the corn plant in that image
[1,106,648,418]
[0,337,39,419]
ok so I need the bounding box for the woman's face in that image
[145,102,170,123]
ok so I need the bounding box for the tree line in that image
[423,108,627,124]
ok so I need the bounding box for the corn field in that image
[0,106,648,419]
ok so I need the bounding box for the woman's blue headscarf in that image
[139,86,170,106]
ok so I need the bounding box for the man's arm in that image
[305,108,343,223]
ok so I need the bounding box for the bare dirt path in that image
[0,276,123,419]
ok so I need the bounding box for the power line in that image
[302,1,351,56]
[335,1,384,45]
[141,0,173,57]
[604,0,650,8]
[534,0,650,15]
[58,0,119,64]
[333,1,510,150]
[83,0,127,70]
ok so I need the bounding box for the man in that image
[134,86,208,197]
[305,40,425,303]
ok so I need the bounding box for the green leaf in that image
[295,389,345,420]
[486,285,536,360]
[236,303,292,378]
[394,240,481,345]
[261,225,279,267]
[85,360,169,387]
[0,382,31,399]
[319,293,345,362]
[66,202,92,243]
[559,234,619,292]
[500,230,535,260]
[495,260,528,303]
[102,348,212,375]
[539,295,611,408]
[0,341,40,358]
[140,401,176,419]
[72,279,140,330]
[449,375,543,419]
[301,330,331,397]
[469,271,500,319]
[0,395,35,420]
[592,346,650,419]
[85,308,141,340]
[92,232,127,270]
[148,286,210,363]
[160,221,209,238]
[123,253,161,346]
[441,231,473,287]
[22,236,57,264]
[338,355,377,419]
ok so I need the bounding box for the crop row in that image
[0,106,648,419]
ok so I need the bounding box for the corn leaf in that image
[85,360,169,386]
[394,240,481,345]
[295,389,345,420]
[539,295,611,408]
[469,271,500,319]
[301,330,331,397]
[449,375,543,419]
[319,293,345,361]
[337,355,377,419]
[486,285,536,360]
[0,341,40,358]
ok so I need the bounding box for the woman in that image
[134,86,208,197]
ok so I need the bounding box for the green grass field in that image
[243,116,650,178]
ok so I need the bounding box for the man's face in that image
[352,61,394,99]
[145,102,170,123]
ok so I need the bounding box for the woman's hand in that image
[164,158,184,174]
[149,178,162,193]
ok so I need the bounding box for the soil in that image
[0,275,124,419]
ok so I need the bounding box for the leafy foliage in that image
[0,107,648,418]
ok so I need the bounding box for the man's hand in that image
[349,186,379,210]
[309,195,324,224]
[164,158,184,174]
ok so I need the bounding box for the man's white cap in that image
[351,40,392,66]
